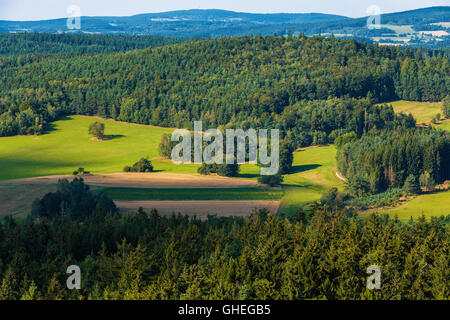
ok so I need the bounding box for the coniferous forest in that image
[0,35,448,138]
[0,179,448,300]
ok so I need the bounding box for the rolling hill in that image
[0,7,448,47]
[0,9,348,37]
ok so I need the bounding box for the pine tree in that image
[403,174,420,195]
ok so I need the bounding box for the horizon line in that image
[0,5,447,23]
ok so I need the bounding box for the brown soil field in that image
[0,173,263,217]
[0,183,57,218]
[115,200,281,219]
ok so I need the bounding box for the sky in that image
[0,0,448,21]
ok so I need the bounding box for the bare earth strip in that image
[0,173,262,217]
[3,172,260,189]
[115,200,281,219]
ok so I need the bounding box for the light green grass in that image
[382,100,443,124]
[0,115,200,181]
[375,191,450,221]
[102,187,283,201]
[279,146,343,215]
[437,120,450,131]
[3,115,445,220]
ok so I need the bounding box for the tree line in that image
[0,190,448,300]
[337,127,450,195]
[0,33,185,56]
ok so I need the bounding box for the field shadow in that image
[290,164,321,174]
[238,173,260,179]
[104,134,125,140]
[41,116,72,135]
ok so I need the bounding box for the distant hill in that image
[290,6,450,47]
[0,7,448,47]
[0,9,348,37]
[0,33,186,55]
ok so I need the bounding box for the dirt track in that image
[3,172,260,189]
[115,200,281,219]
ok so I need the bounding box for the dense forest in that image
[337,128,450,195]
[0,179,448,300]
[0,33,185,56]
[0,35,448,140]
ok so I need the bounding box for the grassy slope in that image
[385,100,443,124]
[280,146,343,215]
[0,115,199,181]
[373,191,450,221]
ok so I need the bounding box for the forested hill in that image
[0,9,348,37]
[0,35,448,142]
[0,33,186,56]
[0,7,449,47]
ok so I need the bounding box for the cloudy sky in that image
[0,0,448,20]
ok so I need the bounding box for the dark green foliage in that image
[216,163,239,177]
[403,174,421,195]
[279,142,294,174]
[0,207,448,300]
[198,162,239,177]
[443,95,450,119]
[345,188,403,209]
[124,158,154,173]
[320,187,346,208]
[88,122,105,140]
[258,174,284,186]
[31,178,117,220]
[224,239,243,259]
[158,133,175,159]
[338,128,450,194]
[419,171,436,192]
[334,131,357,149]
[73,168,90,175]
[0,35,447,138]
[198,164,211,175]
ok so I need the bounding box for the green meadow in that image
[0,114,447,220]
[279,145,343,215]
[371,191,450,221]
[383,100,443,124]
[0,115,199,181]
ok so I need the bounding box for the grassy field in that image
[372,191,450,221]
[0,115,200,181]
[279,145,344,215]
[102,187,283,201]
[383,100,443,124]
